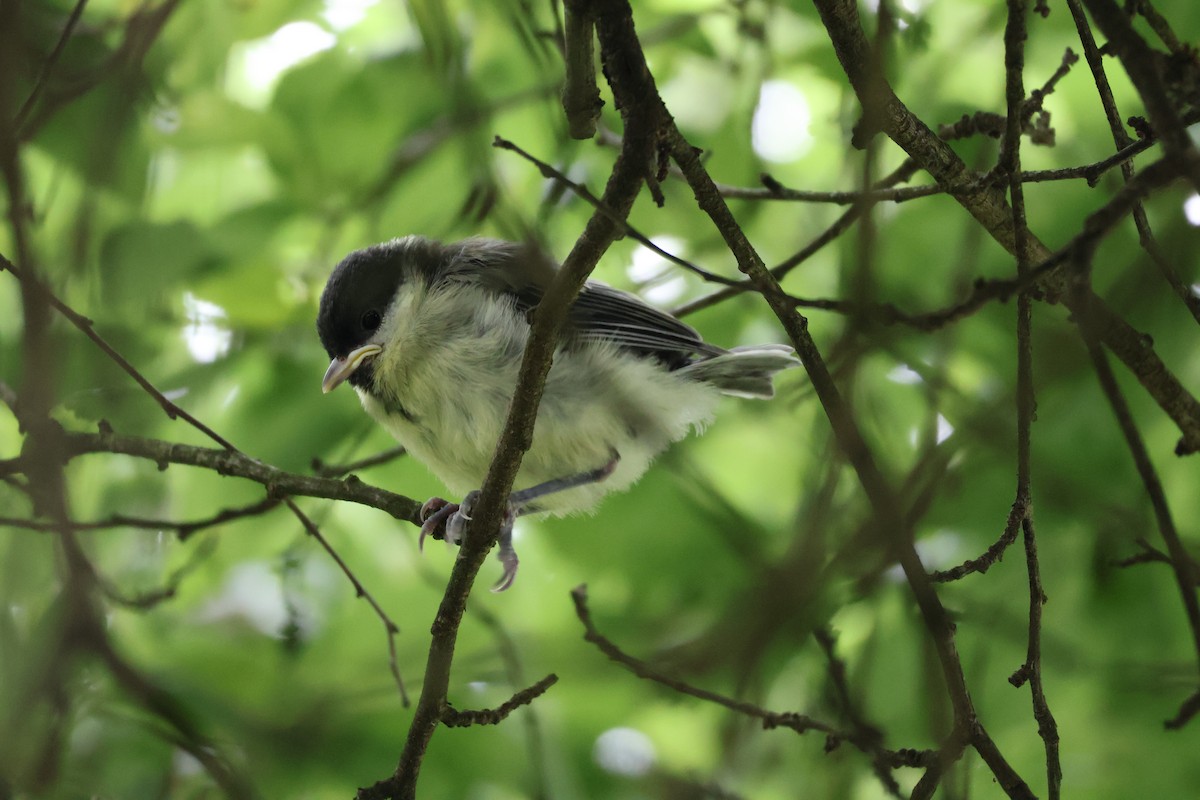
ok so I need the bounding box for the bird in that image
[317,235,799,590]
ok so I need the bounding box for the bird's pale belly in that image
[358,340,721,516]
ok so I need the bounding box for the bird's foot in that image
[418,452,620,592]
[420,490,520,592]
[418,497,458,551]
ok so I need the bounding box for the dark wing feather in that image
[562,282,723,368]
[443,238,721,369]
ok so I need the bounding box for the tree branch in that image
[811,0,1200,456]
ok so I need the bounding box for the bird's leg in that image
[421,454,619,592]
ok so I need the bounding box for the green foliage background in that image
[2,0,1199,798]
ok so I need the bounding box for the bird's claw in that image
[445,490,477,546]
[418,491,519,591]
[417,453,619,592]
[492,512,519,593]
[418,497,458,552]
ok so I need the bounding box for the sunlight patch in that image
[1184,193,1200,226]
[752,80,813,163]
[594,727,656,777]
[183,292,232,364]
[228,22,337,107]
[323,0,377,30]
[887,364,924,385]
[627,236,689,305]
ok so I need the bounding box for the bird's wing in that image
[445,239,721,367]
[562,282,723,367]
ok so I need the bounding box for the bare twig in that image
[14,0,90,130]
[561,0,601,137]
[1002,5,1062,790]
[494,136,743,287]
[573,587,933,769]
[97,538,218,609]
[674,160,922,317]
[573,587,839,738]
[283,499,409,705]
[931,495,1028,582]
[0,427,423,525]
[439,674,558,727]
[364,8,674,797]
[1065,0,1200,324]
[1081,0,1200,191]
[814,628,904,798]
[811,0,1200,457]
[0,496,281,540]
[0,253,237,451]
[312,446,408,479]
[1074,286,1200,727]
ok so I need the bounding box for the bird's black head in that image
[317,238,445,390]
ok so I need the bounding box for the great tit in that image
[317,236,798,590]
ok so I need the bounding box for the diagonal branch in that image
[811,0,1200,456]
[365,6,671,798]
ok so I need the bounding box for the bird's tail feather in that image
[677,344,800,399]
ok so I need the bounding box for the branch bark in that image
[811,0,1200,456]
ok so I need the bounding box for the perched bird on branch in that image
[318,236,798,590]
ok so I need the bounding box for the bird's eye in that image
[361,310,382,331]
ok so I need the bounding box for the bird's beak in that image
[322,344,383,393]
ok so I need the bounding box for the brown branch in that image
[312,446,408,479]
[13,0,90,130]
[57,532,256,798]
[0,496,281,540]
[0,427,423,525]
[1066,0,1200,325]
[931,495,1029,583]
[1002,6,1062,791]
[573,587,932,770]
[814,628,905,798]
[1129,0,1185,53]
[283,499,409,706]
[365,6,672,797]
[561,0,602,138]
[96,538,218,610]
[1074,284,1200,726]
[17,0,184,140]
[494,135,742,287]
[1165,689,1200,730]
[1009,518,1062,790]
[1081,0,1200,191]
[472,604,553,798]
[664,1,1041,794]
[573,587,839,738]
[812,0,1200,457]
[0,252,237,451]
[673,160,922,317]
[1114,538,1200,584]
[439,674,558,727]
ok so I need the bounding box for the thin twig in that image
[573,587,840,738]
[1074,287,1200,727]
[561,0,601,137]
[312,446,408,478]
[439,674,558,727]
[14,0,91,130]
[1002,5,1063,790]
[0,496,281,540]
[0,253,237,451]
[283,499,408,705]
[365,10,674,796]
[1065,0,1200,324]
[0,427,423,525]
[494,136,743,287]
